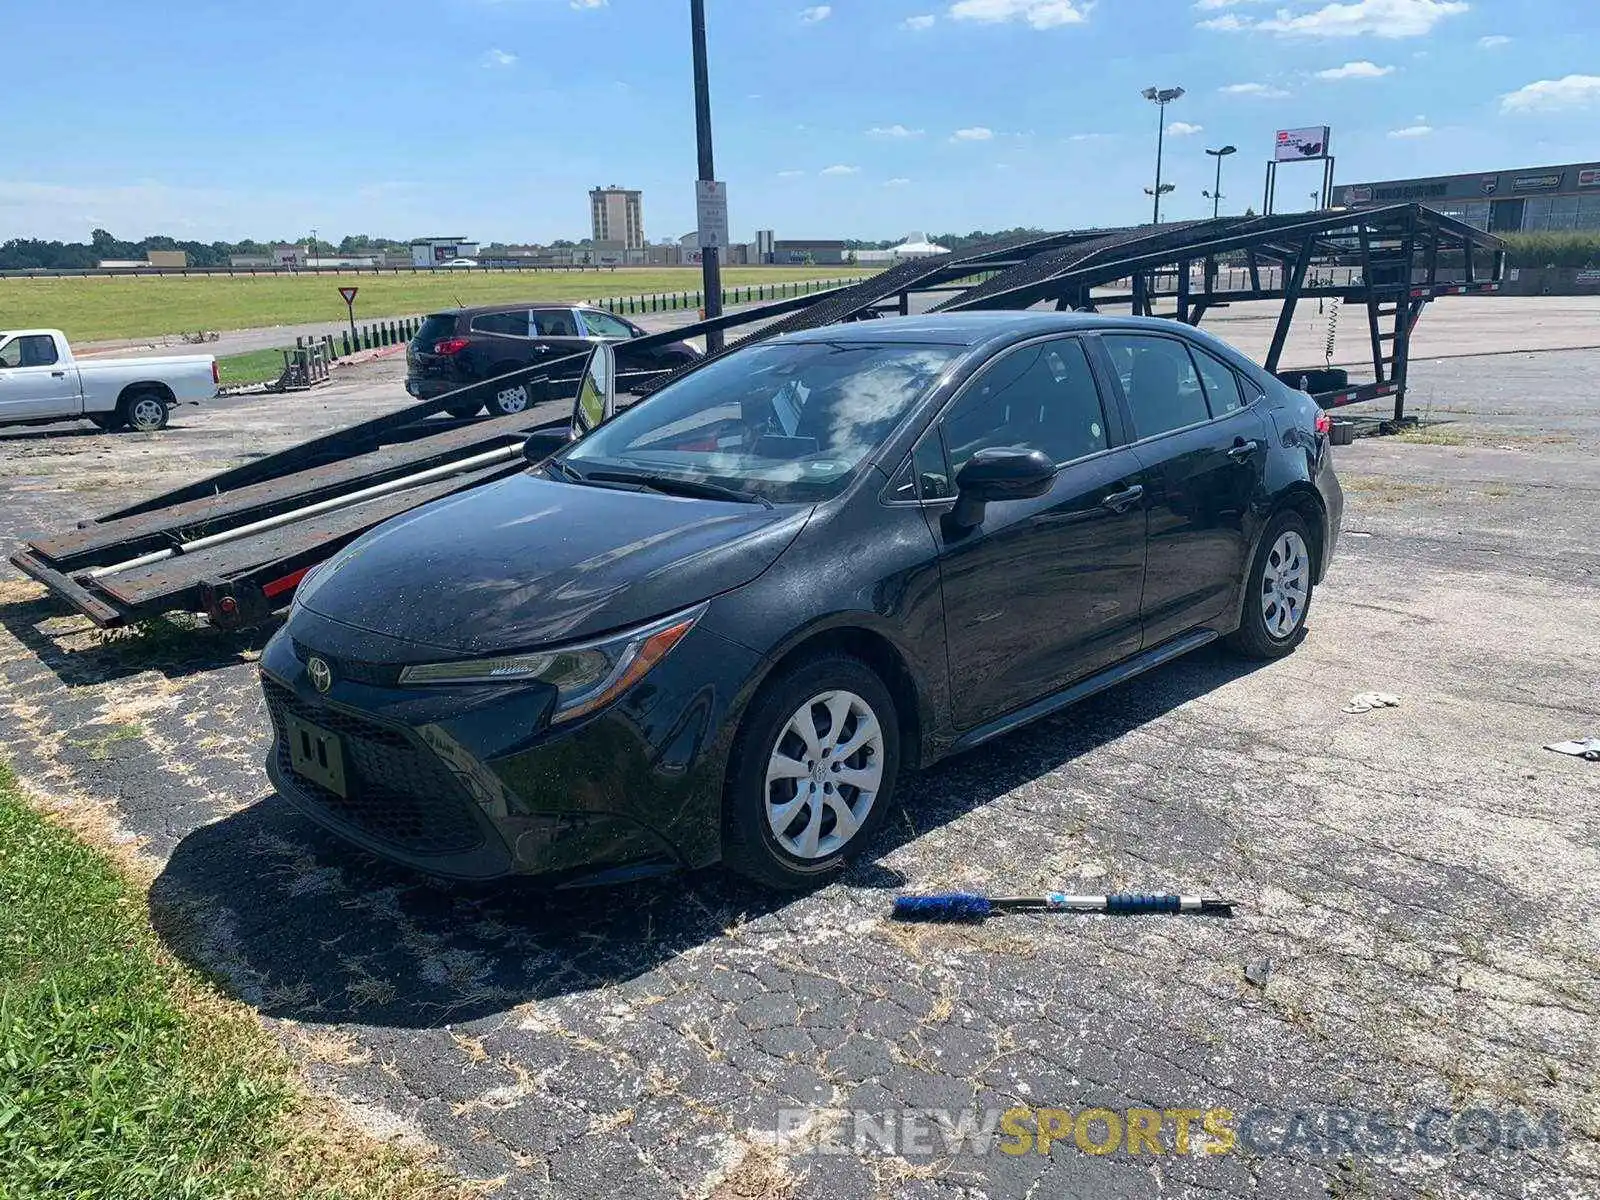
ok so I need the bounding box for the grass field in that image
[0,267,877,344]
[0,762,459,1200]
[216,347,292,388]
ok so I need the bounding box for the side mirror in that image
[570,342,616,440]
[948,447,1056,529]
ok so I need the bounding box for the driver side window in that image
[939,337,1108,477]
[0,340,19,369]
[581,310,635,340]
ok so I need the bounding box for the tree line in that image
[0,230,415,270]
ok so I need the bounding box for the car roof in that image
[772,311,1209,348]
[428,302,612,319]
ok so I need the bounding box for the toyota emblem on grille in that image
[307,656,333,694]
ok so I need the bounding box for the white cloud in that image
[776,170,806,178]
[799,5,831,21]
[1478,34,1510,48]
[1068,131,1113,140]
[866,124,925,138]
[1387,123,1432,137]
[884,177,912,187]
[1316,60,1393,78]
[820,164,860,175]
[1167,121,1204,136]
[952,126,995,140]
[482,48,518,68]
[947,0,1093,30]
[1500,74,1600,113]
[903,13,937,28]
[1219,81,1291,97]
[1202,0,1467,38]
[569,0,606,8]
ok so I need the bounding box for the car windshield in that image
[561,340,961,503]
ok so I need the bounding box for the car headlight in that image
[397,604,705,723]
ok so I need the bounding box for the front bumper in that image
[259,611,759,881]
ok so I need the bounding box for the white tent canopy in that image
[889,231,949,257]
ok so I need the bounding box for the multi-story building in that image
[1337,161,1600,234]
[589,187,645,251]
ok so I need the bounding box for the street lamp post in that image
[1203,145,1236,218]
[1141,86,1184,224]
[689,0,724,353]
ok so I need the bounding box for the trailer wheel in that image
[446,403,483,419]
[118,388,170,433]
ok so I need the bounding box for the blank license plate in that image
[285,713,347,797]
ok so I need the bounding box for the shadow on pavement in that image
[149,641,1265,1031]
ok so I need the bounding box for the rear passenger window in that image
[941,337,1108,474]
[1192,347,1245,415]
[531,309,581,337]
[470,311,531,336]
[1103,334,1210,438]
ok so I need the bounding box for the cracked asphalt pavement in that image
[1,343,1596,1199]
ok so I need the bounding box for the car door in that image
[921,335,1149,730]
[528,308,594,380]
[0,334,79,421]
[1096,331,1271,647]
[576,308,657,374]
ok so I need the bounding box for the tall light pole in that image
[1141,86,1184,224]
[1203,145,1236,218]
[689,0,724,353]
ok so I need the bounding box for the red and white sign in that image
[338,286,359,304]
[1275,126,1330,161]
[1578,168,1600,188]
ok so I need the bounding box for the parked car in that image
[263,312,1341,888]
[440,258,479,268]
[405,304,702,418]
[0,329,217,432]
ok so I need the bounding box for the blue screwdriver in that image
[892,891,1235,922]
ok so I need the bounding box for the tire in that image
[445,403,483,419]
[1226,510,1315,660]
[723,654,900,889]
[117,388,170,433]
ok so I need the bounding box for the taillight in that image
[212,360,220,385]
[433,337,470,356]
[1314,411,1332,436]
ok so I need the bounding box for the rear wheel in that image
[723,654,900,889]
[1227,510,1314,659]
[118,389,170,433]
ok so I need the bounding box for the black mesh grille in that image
[291,639,403,688]
[264,678,485,855]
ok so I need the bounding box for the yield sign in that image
[338,286,359,304]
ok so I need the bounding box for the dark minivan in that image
[406,303,701,418]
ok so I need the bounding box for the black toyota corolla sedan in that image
[261,312,1341,888]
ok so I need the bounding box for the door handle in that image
[1228,438,1261,461]
[51,370,67,377]
[1100,484,1144,513]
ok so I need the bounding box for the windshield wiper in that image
[583,469,774,508]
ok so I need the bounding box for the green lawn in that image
[0,267,876,344]
[0,762,457,1200]
[217,347,292,388]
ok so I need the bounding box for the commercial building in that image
[589,187,645,250]
[410,237,479,266]
[1337,161,1600,234]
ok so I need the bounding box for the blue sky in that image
[3,0,1598,245]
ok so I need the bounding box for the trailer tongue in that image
[12,203,1503,631]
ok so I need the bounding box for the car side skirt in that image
[946,628,1218,756]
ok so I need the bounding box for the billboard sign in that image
[1342,185,1373,205]
[1512,174,1562,191]
[1275,126,1330,161]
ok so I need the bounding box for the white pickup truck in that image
[0,329,218,433]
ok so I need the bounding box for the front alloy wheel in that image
[724,654,900,888]
[765,690,884,860]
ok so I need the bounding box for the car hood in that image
[295,472,810,653]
